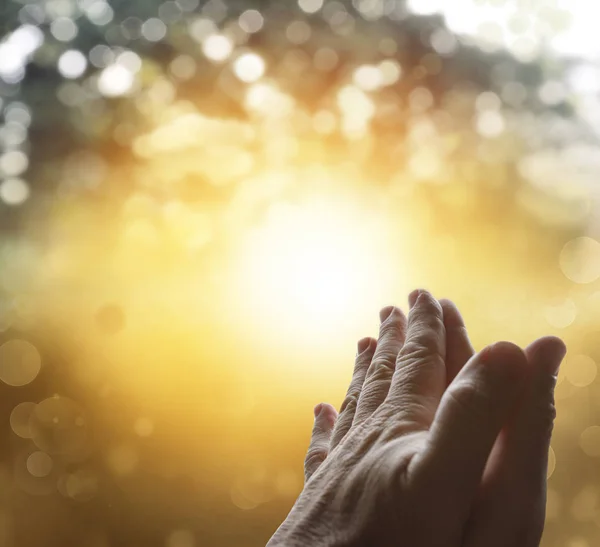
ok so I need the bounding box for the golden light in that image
[234,52,266,83]
[565,355,598,388]
[231,195,396,348]
[337,85,375,138]
[202,34,233,62]
[560,237,600,284]
[353,64,383,91]
[245,83,294,117]
[0,177,30,206]
[378,59,402,86]
[0,339,41,387]
[97,64,135,97]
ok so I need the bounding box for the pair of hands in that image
[267,290,566,547]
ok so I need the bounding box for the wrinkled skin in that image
[268,290,566,547]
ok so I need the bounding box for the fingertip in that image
[408,289,421,308]
[526,336,567,376]
[482,341,527,363]
[409,288,436,308]
[357,337,375,354]
[479,341,528,381]
[379,305,395,323]
[547,335,567,356]
[527,335,567,356]
[409,290,443,319]
[313,403,338,424]
[439,299,465,328]
[313,403,324,418]
[438,298,454,309]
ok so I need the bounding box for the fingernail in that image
[379,306,395,323]
[357,337,372,354]
[314,403,324,418]
[408,289,422,308]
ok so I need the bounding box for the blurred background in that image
[0,0,599,545]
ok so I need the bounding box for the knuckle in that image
[370,356,396,379]
[410,298,444,323]
[545,402,558,431]
[352,356,372,378]
[355,384,387,417]
[340,393,359,414]
[419,313,446,335]
[400,339,430,360]
[379,316,406,337]
[355,351,373,369]
[527,376,558,436]
[538,373,558,396]
[412,294,443,316]
[529,398,557,439]
[387,380,437,422]
[304,448,327,471]
[400,336,443,363]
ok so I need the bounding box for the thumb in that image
[304,403,337,483]
[415,342,528,510]
[462,336,566,547]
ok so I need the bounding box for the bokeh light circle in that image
[234,53,266,83]
[57,50,87,79]
[29,396,88,456]
[0,339,41,386]
[106,444,138,476]
[580,426,600,457]
[10,402,36,438]
[548,446,556,479]
[544,298,577,329]
[26,451,53,478]
[560,237,600,284]
[0,178,30,206]
[59,469,98,502]
[565,355,597,388]
[202,34,233,62]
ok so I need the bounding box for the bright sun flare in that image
[233,198,395,345]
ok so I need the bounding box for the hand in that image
[267,290,566,547]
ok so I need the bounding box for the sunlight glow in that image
[234,53,266,83]
[234,197,394,344]
[408,0,600,61]
[98,64,135,97]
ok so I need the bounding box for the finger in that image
[519,337,565,482]
[414,342,528,514]
[520,336,566,547]
[464,336,566,547]
[330,337,377,449]
[439,298,475,386]
[304,403,337,483]
[353,306,407,424]
[386,290,446,426]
